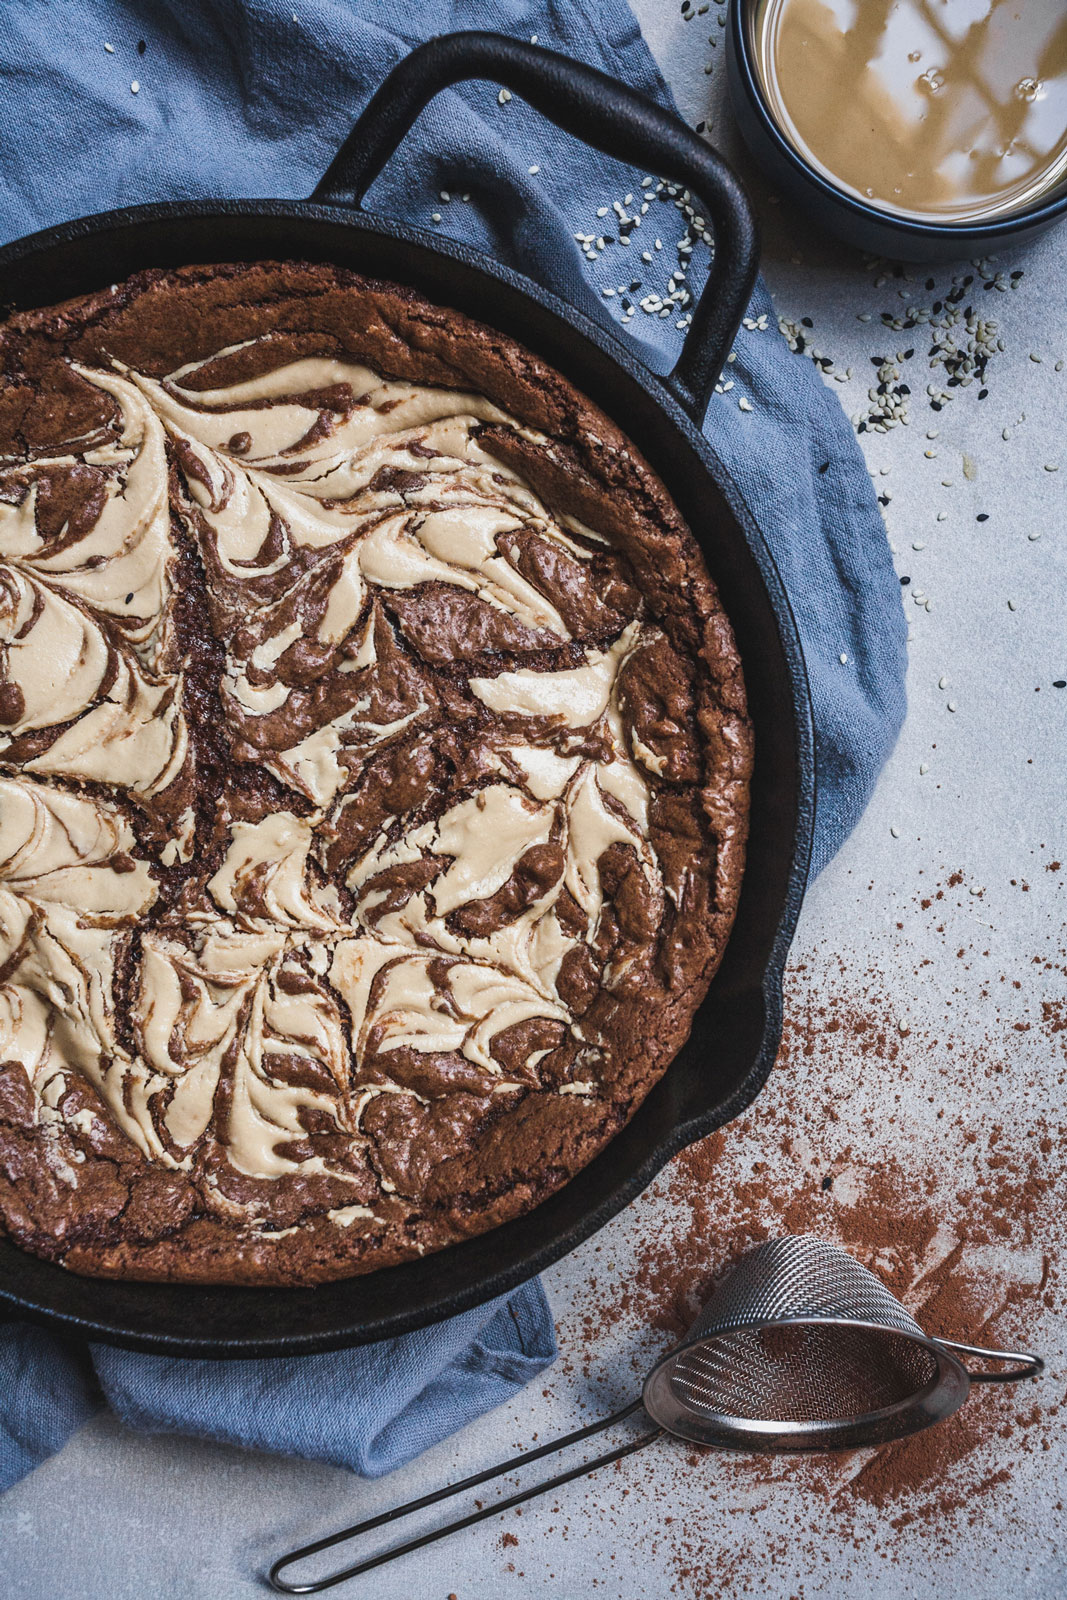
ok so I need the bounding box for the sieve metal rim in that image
[642,1314,972,1452]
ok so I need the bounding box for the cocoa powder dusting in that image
[550,945,1064,1595]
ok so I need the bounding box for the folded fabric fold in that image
[0,0,905,1496]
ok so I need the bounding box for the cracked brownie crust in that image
[0,262,751,1285]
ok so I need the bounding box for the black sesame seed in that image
[903,348,915,360]
[125,592,134,603]
[976,514,989,523]
[137,38,146,53]
[900,575,911,585]
[979,388,989,399]
[931,401,943,411]
[802,316,814,328]
[925,278,935,290]
[821,1175,834,1191]
[817,461,830,474]
[1054,681,1066,689]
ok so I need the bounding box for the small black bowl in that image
[726,0,1067,262]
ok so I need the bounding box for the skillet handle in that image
[312,30,759,427]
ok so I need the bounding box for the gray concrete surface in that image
[2,5,1064,1596]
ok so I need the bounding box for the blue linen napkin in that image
[0,0,906,1494]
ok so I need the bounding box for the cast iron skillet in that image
[0,33,814,1356]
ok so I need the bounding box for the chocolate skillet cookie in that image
[0,263,752,1286]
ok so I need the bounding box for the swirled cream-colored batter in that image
[0,340,675,1195]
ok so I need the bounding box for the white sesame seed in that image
[937,511,947,521]
[1007,599,1017,611]
[1044,463,1060,472]
[528,165,540,175]
[597,207,608,218]
[938,675,949,689]
[890,826,901,838]
[498,88,512,105]
[839,652,848,664]
[969,885,983,896]
[919,763,929,774]
[947,701,957,712]
[104,42,114,53]
[602,288,615,297]
[431,212,441,223]
[530,33,538,43]
[130,79,140,93]
[1028,530,1042,540]
[738,396,753,411]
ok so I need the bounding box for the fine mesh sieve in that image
[270,1235,1042,1593]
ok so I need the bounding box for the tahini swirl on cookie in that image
[0,343,676,1192]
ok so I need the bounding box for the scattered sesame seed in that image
[1044,463,1060,472]
[130,80,140,93]
[1028,530,1042,541]
[839,652,848,664]
[937,511,947,521]
[947,701,957,712]
[919,763,929,774]
[528,165,540,175]
[890,826,901,838]
[431,212,441,224]
[738,396,753,411]
[939,675,949,689]
[498,88,512,105]
[439,191,450,202]
[104,42,114,53]
[1007,599,1017,610]
[912,541,925,551]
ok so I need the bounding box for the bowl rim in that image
[727,0,1067,245]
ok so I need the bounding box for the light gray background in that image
[3,4,1064,1596]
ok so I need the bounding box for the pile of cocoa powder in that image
[547,932,1064,1595]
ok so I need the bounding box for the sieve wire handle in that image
[268,1397,661,1593]
[936,1337,1044,1384]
